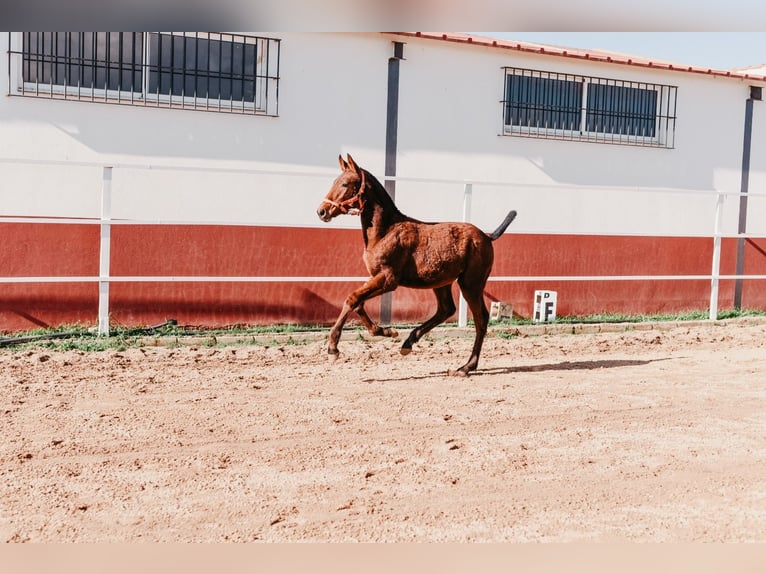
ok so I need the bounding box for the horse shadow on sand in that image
[363,357,676,383]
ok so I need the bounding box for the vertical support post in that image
[458,183,473,328]
[381,41,405,325]
[709,191,725,321]
[734,87,761,309]
[98,166,112,336]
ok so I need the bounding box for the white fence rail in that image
[2,159,766,335]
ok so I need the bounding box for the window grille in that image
[502,67,677,148]
[8,32,280,116]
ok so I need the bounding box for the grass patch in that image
[2,309,765,352]
[0,321,328,352]
[495,308,766,326]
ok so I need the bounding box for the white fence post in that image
[98,166,112,336]
[709,191,725,321]
[458,183,472,328]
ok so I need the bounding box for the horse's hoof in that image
[400,347,412,356]
[328,351,340,362]
[377,327,398,339]
[448,368,469,377]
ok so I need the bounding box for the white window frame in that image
[503,71,585,140]
[502,67,677,148]
[9,32,280,116]
[142,32,272,113]
[16,33,144,101]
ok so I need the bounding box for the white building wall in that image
[2,32,766,239]
[388,35,766,238]
[0,33,390,227]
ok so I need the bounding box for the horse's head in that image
[317,154,367,222]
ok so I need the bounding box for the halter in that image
[323,170,367,216]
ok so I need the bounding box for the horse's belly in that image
[399,276,455,289]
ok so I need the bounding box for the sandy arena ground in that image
[1,318,766,542]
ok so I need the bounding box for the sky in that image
[476,33,766,72]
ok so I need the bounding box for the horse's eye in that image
[341,183,349,188]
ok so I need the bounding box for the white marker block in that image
[533,290,557,322]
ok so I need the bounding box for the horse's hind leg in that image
[401,285,456,355]
[356,304,398,339]
[450,281,490,376]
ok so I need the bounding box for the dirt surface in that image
[2,319,766,542]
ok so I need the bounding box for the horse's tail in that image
[488,210,517,241]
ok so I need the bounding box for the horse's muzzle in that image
[317,203,333,222]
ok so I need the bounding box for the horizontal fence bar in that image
[0,157,336,179]
[0,276,100,283]
[0,276,371,283]
[490,275,766,282]
[3,275,766,284]
[0,217,353,230]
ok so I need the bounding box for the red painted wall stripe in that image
[2,223,765,332]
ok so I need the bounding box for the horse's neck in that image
[361,174,408,247]
[361,204,391,248]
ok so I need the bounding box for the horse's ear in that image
[338,154,349,171]
[346,154,360,174]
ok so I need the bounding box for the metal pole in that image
[734,89,760,308]
[458,183,472,328]
[709,191,725,321]
[98,166,112,336]
[381,42,404,325]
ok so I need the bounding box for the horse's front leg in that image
[328,271,397,357]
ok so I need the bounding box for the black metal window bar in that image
[8,32,281,116]
[502,67,677,148]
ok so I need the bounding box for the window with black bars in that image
[8,32,280,116]
[502,67,677,148]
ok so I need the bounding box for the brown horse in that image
[317,154,517,376]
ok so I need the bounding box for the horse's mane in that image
[362,168,417,223]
